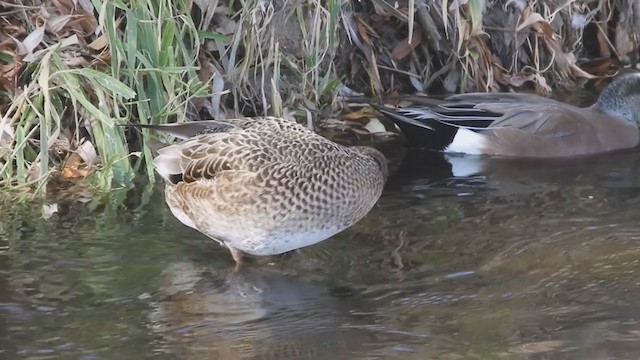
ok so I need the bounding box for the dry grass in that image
[0,0,208,196]
[0,0,639,198]
[334,0,639,96]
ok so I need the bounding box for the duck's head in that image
[352,146,389,182]
[597,72,640,126]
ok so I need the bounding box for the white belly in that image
[234,226,344,256]
[167,201,347,256]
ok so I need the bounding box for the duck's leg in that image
[229,247,244,264]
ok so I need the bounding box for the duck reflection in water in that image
[386,148,640,198]
[146,261,421,360]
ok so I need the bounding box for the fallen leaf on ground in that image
[350,127,372,135]
[42,203,59,220]
[45,14,73,34]
[343,108,374,120]
[76,140,97,167]
[364,118,387,133]
[391,28,422,60]
[87,34,108,50]
[12,26,45,59]
[61,152,90,179]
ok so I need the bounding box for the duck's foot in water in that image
[229,247,244,264]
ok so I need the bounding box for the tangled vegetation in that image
[0,0,638,197]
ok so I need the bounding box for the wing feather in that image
[376,92,586,140]
[170,117,348,184]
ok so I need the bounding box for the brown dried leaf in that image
[593,3,612,59]
[452,7,467,52]
[62,55,89,67]
[532,22,555,39]
[544,39,595,80]
[518,9,554,38]
[343,108,374,120]
[0,50,21,91]
[506,72,535,87]
[517,11,544,31]
[370,0,391,16]
[568,63,596,80]
[356,21,372,46]
[61,152,90,179]
[52,0,75,14]
[77,0,94,12]
[391,28,422,60]
[14,26,45,57]
[88,16,120,51]
[584,58,619,77]
[320,118,362,130]
[615,22,634,61]
[355,17,383,95]
[0,38,16,53]
[68,10,100,35]
[27,161,42,182]
[88,34,108,51]
[507,73,551,93]
[533,75,552,94]
[45,14,73,34]
[350,127,372,135]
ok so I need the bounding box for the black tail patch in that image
[373,106,459,151]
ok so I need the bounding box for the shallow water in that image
[4,145,640,359]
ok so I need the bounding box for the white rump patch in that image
[444,128,487,155]
[153,144,182,181]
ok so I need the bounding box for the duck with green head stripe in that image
[368,73,640,158]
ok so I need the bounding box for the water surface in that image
[3,145,640,359]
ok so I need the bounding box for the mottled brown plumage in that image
[131,117,388,263]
